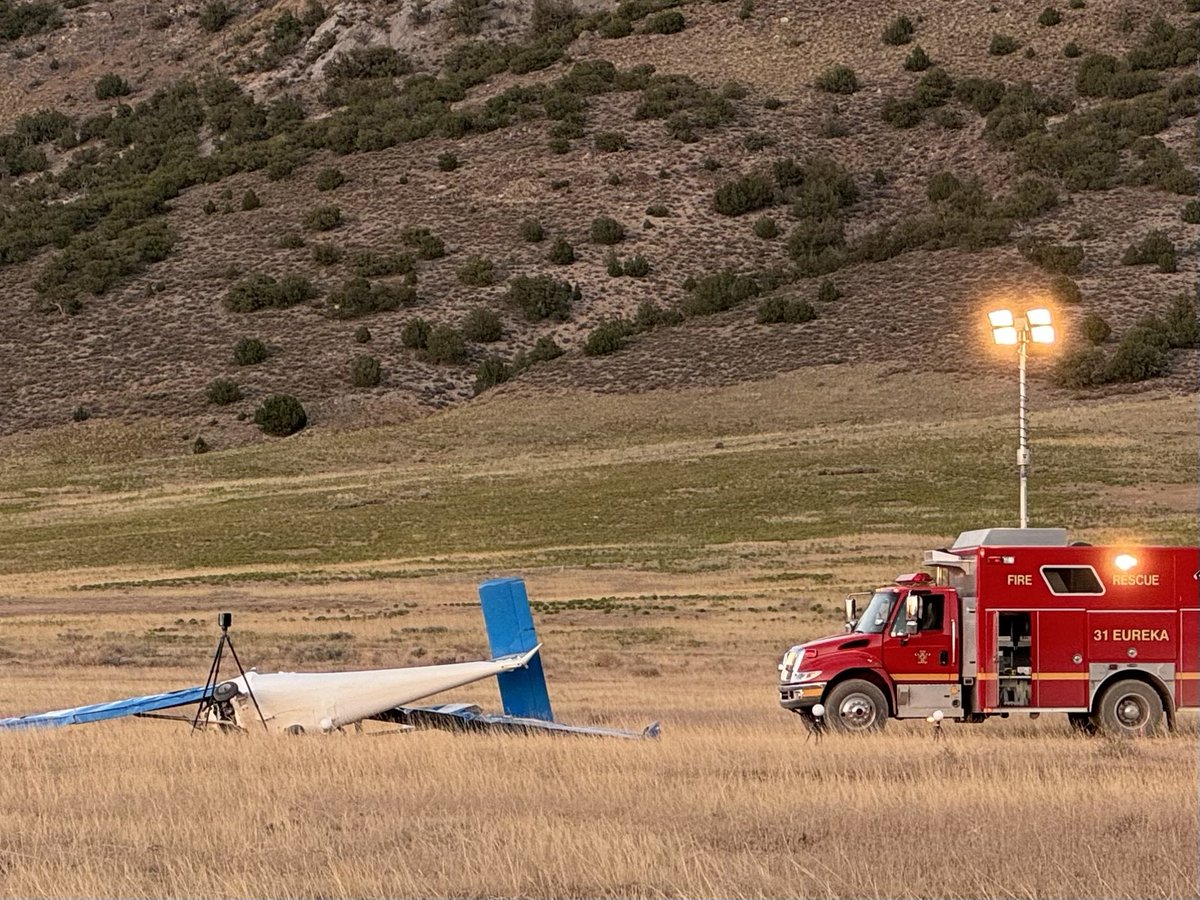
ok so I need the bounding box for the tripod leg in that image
[225,637,269,731]
[192,633,227,733]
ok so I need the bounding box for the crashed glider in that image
[0,578,659,740]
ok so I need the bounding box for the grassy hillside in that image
[0,0,1195,440]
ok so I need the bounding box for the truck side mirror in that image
[904,593,921,636]
[844,596,858,632]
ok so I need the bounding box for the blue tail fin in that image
[478,578,554,722]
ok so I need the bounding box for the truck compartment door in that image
[1033,609,1087,709]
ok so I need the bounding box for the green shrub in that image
[818,279,841,302]
[423,325,468,364]
[681,269,760,316]
[1121,231,1176,271]
[312,243,343,265]
[1063,41,1081,58]
[584,319,632,355]
[547,237,576,264]
[905,45,931,71]
[1081,313,1111,344]
[643,9,684,33]
[763,96,782,109]
[632,300,682,331]
[71,405,90,423]
[325,46,412,80]
[624,254,651,277]
[354,325,372,343]
[594,131,629,152]
[1104,324,1171,382]
[815,65,859,94]
[316,168,346,191]
[753,216,779,239]
[508,275,575,321]
[757,296,817,324]
[606,252,624,277]
[882,15,915,45]
[1017,238,1084,274]
[989,33,1020,55]
[204,200,218,215]
[513,335,565,370]
[449,0,488,34]
[520,219,545,242]
[1052,346,1108,388]
[713,174,774,216]
[199,0,235,32]
[254,394,307,436]
[474,355,513,394]
[529,0,577,36]
[233,337,269,366]
[400,226,445,259]
[457,256,496,286]
[303,205,342,231]
[241,189,261,211]
[1038,6,1062,26]
[462,307,503,341]
[955,77,1006,115]
[401,317,431,349]
[913,68,954,107]
[591,216,626,244]
[225,274,318,312]
[351,250,414,277]
[599,15,633,37]
[206,378,242,405]
[1164,294,1200,348]
[646,204,669,217]
[881,97,922,128]
[1049,274,1082,304]
[0,1,60,40]
[743,131,776,151]
[1182,201,1200,224]
[327,277,416,318]
[437,151,460,171]
[351,355,382,387]
[738,0,753,19]
[95,73,132,100]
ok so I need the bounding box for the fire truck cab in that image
[778,528,1199,736]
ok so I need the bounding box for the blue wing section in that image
[385,703,661,740]
[479,577,554,721]
[0,685,207,730]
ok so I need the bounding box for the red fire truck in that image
[778,528,1199,736]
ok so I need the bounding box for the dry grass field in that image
[0,367,1196,898]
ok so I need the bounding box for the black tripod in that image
[192,612,268,732]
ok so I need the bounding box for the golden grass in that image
[1,582,1197,899]
[0,370,1195,897]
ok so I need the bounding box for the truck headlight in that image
[779,646,805,681]
[792,670,823,683]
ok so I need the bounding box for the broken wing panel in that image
[0,685,207,730]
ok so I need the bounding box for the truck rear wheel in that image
[825,679,888,733]
[1093,680,1164,737]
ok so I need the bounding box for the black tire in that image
[825,679,888,733]
[1094,679,1164,737]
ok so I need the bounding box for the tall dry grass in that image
[0,581,1196,899]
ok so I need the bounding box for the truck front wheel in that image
[1093,680,1164,737]
[825,680,888,733]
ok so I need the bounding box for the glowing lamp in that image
[1114,554,1138,571]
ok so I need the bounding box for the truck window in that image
[1041,565,1104,595]
[854,590,898,634]
[889,593,945,635]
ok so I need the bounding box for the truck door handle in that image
[939,650,948,666]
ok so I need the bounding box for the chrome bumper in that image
[779,682,827,711]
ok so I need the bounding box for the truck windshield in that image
[854,590,899,634]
